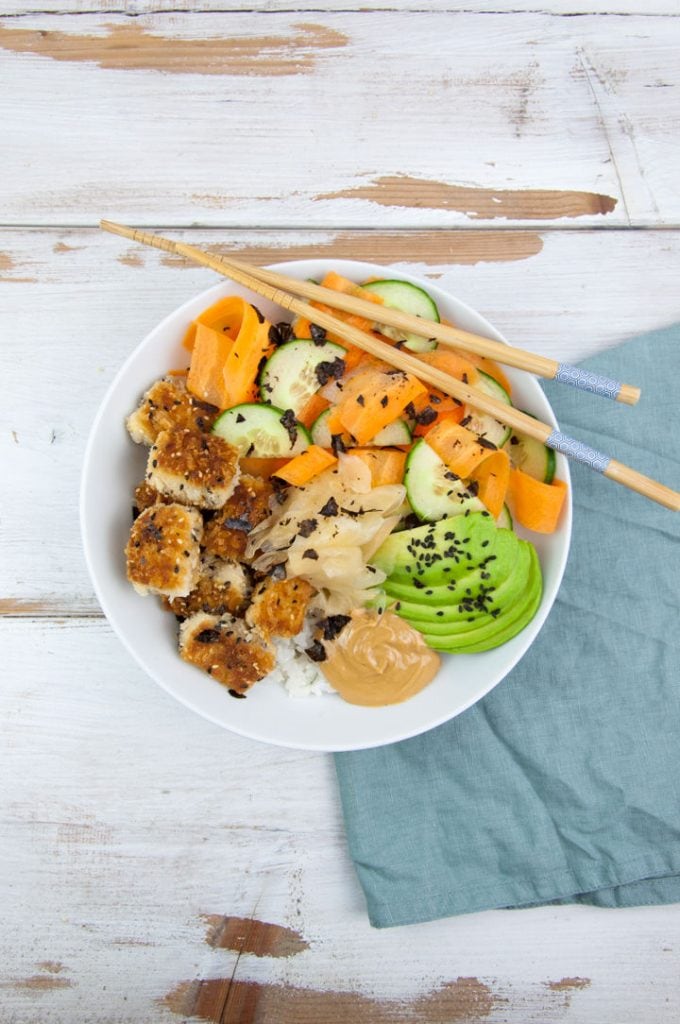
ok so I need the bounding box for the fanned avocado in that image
[371,511,498,585]
[370,512,542,654]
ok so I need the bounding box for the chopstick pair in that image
[100,220,680,512]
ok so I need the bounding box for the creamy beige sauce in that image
[320,610,441,707]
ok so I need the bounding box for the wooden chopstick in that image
[100,220,680,511]
[99,219,639,406]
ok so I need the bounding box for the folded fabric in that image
[334,325,680,928]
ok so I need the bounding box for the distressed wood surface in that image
[1,11,680,228]
[3,227,680,614]
[3,617,680,1024]
[3,1,680,14]
[3,2,680,1021]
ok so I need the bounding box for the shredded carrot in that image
[508,469,567,533]
[273,445,337,486]
[349,448,407,486]
[335,366,427,445]
[297,393,330,429]
[413,349,480,386]
[425,419,498,479]
[424,418,510,516]
[470,450,510,519]
[183,296,245,353]
[239,457,289,478]
[222,301,275,408]
[182,323,197,351]
[292,316,313,339]
[167,368,188,377]
[187,324,234,408]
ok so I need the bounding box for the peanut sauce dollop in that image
[320,610,441,707]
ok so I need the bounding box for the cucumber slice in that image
[404,439,484,522]
[310,408,343,448]
[361,279,439,352]
[496,503,513,530]
[464,370,512,448]
[369,418,412,446]
[259,339,346,415]
[310,408,411,448]
[212,403,310,457]
[503,413,556,484]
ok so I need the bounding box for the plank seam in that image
[0,7,678,15]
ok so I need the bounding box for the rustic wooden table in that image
[2,1,680,1020]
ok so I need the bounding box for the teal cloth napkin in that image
[334,325,680,928]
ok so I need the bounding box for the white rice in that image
[267,619,336,699]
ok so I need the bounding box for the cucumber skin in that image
[212,402,310,457]
[258,339,346,414]
[503,412,556,484]
[404,439,482,522]
[360,279,439,352]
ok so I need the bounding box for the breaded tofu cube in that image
[133,480,173,516]
[202,474,275,560]
[126,503,203,599]
[246,576,316,639]
[179,612,276,694]
[163,555,251,619]
[146,428,240,510]
[126,376,218,446]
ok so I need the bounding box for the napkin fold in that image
[334,325,680,928]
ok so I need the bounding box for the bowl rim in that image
[80,258,572,751]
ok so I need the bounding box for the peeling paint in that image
[53,241,83,253]
[157,230,542,269]
[0,250,37,283]
[547,977,591,992]
[162,976,500,1023]
[117,251,144,267]
[317,175,617,220]
[0,22,347,77]
[202,915,309,958]
[5,975,73,992]
[545,976,592,1009]
[37,961,65,974]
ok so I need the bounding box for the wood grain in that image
[0,21,348,76]
[317,176,618,220]
[2,1,679,13]
[1,571,680,1023]
[2,11,680,227]
[3,227,680,614]
[4,5,680,1020]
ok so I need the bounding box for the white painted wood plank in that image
[1,12,679,227]
[3,2,680,15]
[2,615,680,1023]
[2,226,680,611]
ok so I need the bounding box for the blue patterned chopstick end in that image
[546,431,610,473]
[554,363,622,400]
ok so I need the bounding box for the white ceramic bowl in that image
[81,259,571,751]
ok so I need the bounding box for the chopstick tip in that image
[617,384,641,406]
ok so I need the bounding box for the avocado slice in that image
[421,546,542,652]
[393,542,533,631]
[382,528,523,607]
[372,512,543,654]
[371,512,498,585]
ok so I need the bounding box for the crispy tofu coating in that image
[246,576,316,639]
[126,376,218,446]
[126,503,203,599]
[146,428,240,510]
[163,555,251,619]
[179,612,276,694]
[202,474,275,560]
[133,480,173,515]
